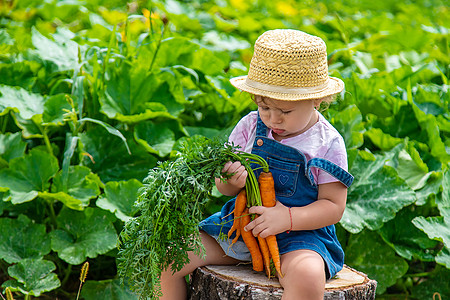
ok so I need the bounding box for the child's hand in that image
[221,161,248,189]
[215,161,248,196]
[245,201,291,238]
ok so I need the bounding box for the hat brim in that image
[229,76,344,101]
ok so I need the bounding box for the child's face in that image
[255,95,321,141]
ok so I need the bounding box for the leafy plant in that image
[117,136,268,299]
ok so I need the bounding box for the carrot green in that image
[117,136,268,299]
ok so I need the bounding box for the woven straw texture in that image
[230,29,344,101]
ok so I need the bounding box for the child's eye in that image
[260,106,270,111]
[281,110,292,114]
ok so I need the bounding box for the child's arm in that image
[245,182,347,238]
[215,161,248,196]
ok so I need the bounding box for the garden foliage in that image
[0,0,448,298]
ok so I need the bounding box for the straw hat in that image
[230,29,344,101]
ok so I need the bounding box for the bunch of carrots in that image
[226,157,283,279]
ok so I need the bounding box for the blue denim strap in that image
[307,158,354,188]
[255,112,268,137]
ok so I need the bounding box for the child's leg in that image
[159,230,240,300]
[278,249,326,300]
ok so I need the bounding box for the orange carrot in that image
[241,208,263,272]
[257,235,271,277]
[258,171,283,278]
[228,190,247,243]
[266,235,282,278]
[258,171,276,207]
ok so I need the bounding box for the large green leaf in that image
[0,132,27,168]
[81,279,138,300]
[79,129,157,182]
[364,128,403,151]
[0,215,51,264]
[2,258,60,297]
[152,36,228,75]
[50,207,118,265]
[412,216,450,268]
[345,229,408,294]
[408,84,450,165]
[437,170,450,214]
[329,105,365,150]
[42,93,72,126]
[415,171,444,206]
[39,166,102,210]
[411,265,450,299]
[378,207,439,261]
[341,149,417,233]
[0,61,39,90]
[30,27,80,72]
[436,247,450,269]
[0,149,59,204]
[100,63,180,123]
[385,144,431,191]
[0,84,45,120]
[96,179,142,222]
[80,117,131,154]
[134,120,177,157]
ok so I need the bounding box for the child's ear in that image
[313,99,323,109]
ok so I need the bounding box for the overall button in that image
[257,139,263,146]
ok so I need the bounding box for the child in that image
[160,29,353,300]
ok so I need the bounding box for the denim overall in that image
[200,114,354,279]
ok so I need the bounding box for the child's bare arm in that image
[215,161,248,196]
[246,182,347,238]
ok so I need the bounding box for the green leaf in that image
[0,215,51,263]
[149,77,185,117]
[0,132,27,168]
[80,279,138,300]
[412,215,450,247]
[30,27,80,72]
[100,64,177,124]
[42,94,71,126]
[345,229,408,294]
[80,117,131,154]
[436,247,450,269]
[96,179,142,222]
[79,129,157,182]
[50,207,118,265]
[0,61,39,90]
[438,170,450,214]
[341,149,417,233]
[0,149,59,204]
[3,258,60,297]
[415,171,444,206]
[407,83,450,165]
[412,215,450,268]
[39,166,101,210]
[411,265,450,299]
[11,113,44,139]
[61,134,79,191]
[134,121,177,157]
[364,128,403,151]
[329,105,365,149]
[378,207,439,261]
[0,84,45,120]
[384,145,431,191]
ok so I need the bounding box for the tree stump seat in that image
[189,264,377,299]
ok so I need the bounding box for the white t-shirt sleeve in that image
[316,136,349,185]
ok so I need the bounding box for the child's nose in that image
[269,111,283,124]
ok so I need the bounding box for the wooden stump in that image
[189,264,377,300]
